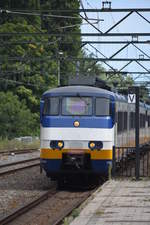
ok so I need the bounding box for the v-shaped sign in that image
[128,94,136,103]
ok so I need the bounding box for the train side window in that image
[96,98,110,116]
[124,111,127,130]
[43,97,59,115]
[140,114,142,128]
[130,112,135,129]
[143,114,146,128]
[117,111,127,133]
[117,111,123,133]
[140,114,146,128]
[148,115,150,127]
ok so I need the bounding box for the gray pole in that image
[76,61,80,77]
[135,86,140,180]
[57,58,60,86]
[112,146,116,177]
[57,51,63,86]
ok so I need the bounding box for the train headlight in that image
[89,141,103,151]
[58,141,64,149]
[89,141,96,150]
[50,140,64,150]
[74,121,80,127]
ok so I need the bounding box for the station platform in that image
[70,179,150,225]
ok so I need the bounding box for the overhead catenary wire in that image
[0,5,150,82]
[85,0,96,10]
[0,9,101,21]
[0,11,99,32]
[80,0,88,19]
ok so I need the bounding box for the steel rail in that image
[0,157,40,168]
[0,162,40,176]
[53,188,97,225]
[0,186,97,225]
[0,148,38,155]
[0,189,57,225]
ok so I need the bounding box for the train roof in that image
[43,85,128,102]
[43,85,116,99]
[42,85,150,109]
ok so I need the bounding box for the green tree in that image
[0,91,39,139]
[0,0,82,138]
[0,19,58,111]
[0,1,40,9]
[40,0,81,85]
[139,86,150,103]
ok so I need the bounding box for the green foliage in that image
[0,92,39,139]
[16,86,39,112]
[78,56,135,92]
[107,73,134,90]
[0,0,138,140]
[0,1,40,9]
[139,86,150,103]
[0,0,82,138]
[71,209,80,218]
[40,0,81,85]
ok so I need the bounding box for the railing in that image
[112,146,150,178]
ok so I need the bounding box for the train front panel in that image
[40,86,116,178]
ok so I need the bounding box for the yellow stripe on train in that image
[40,148,112,160]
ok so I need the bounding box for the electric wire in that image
[0,9,99,21]
[0,5,149,82]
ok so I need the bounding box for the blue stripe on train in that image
[40,159,61,172]
[92,160,112,174]
[40,158,112,174]
[42,116,114,128]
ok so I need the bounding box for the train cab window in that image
[62,97,92,116]
[96,98,110,116]
[43,97,59,115]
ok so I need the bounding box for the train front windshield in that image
[43,96,111,116]
[62,97,92,116]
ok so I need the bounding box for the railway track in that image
[0,148,38,155]
[0,148,100,225]
[0,157,40,176]
[0,184,97,225]
[0,189,57,225]
[53,189,95,225]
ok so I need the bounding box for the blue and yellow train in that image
[40,78,150,184]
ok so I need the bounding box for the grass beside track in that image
[0,138,40,152]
